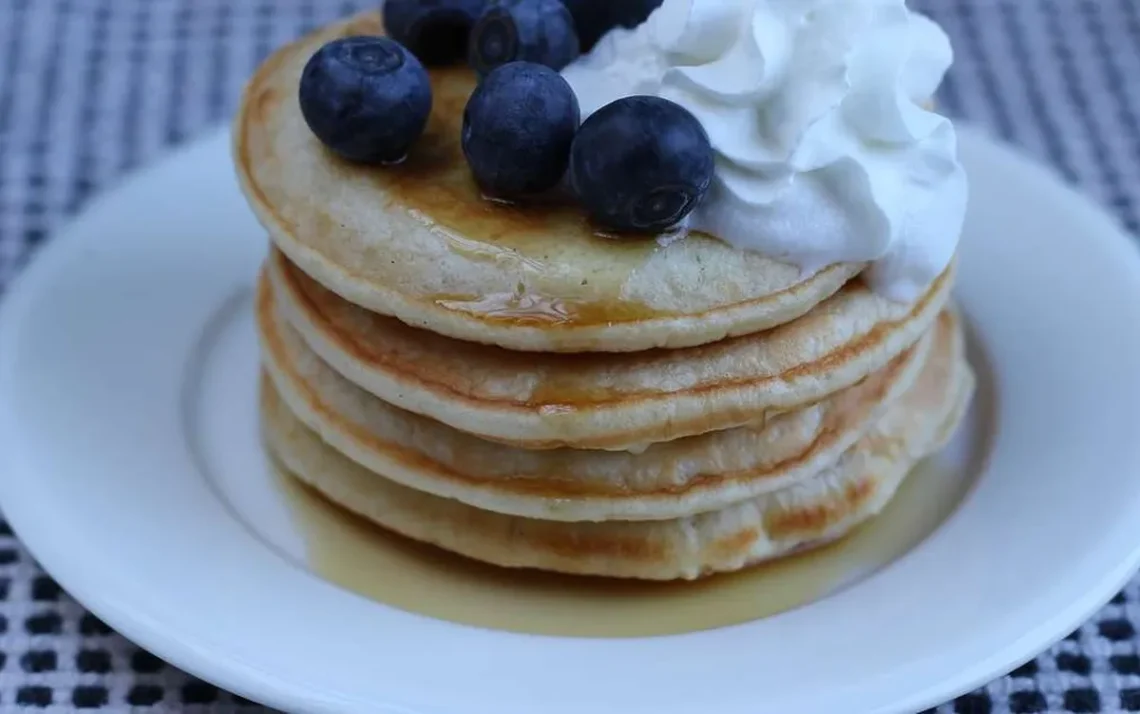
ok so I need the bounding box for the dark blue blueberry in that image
[560,0,662,51]
[608,0,664,30]
[570,96,713,233]
[382,0,487,66]
[298,36,432,163]
[558,0,610,52]
[462,62,580,197]
[468,0,579,76]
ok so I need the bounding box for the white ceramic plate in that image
[2,124,1140,714]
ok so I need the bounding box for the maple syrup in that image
[272,456,966,638]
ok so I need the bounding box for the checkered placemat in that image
[1,1,1139,712]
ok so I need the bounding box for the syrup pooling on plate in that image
[272,456,966,638]
[373,63,690,326]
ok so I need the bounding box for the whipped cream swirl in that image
[561,0,968,302]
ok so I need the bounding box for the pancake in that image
[233,11,867,353]
[268,247,954,450]
[260,267,944,521]
[260,309,974,580]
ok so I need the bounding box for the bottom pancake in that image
[260,313,974,580]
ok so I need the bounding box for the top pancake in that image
[233,11,865,353]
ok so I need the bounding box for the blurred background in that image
[0,1,1139,712]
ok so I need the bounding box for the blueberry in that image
[382,0,487,65]
[468,0,580,76]
[569,96,713,233]
[608,0,664,30]
[298,36,432,164]
[462,62,580,197]
[560,0,663,51]
[557,0,611,52]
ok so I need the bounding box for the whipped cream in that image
[560,0,968,302]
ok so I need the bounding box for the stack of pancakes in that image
[234,13,975,581]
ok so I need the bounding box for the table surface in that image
[2,1,1139,712]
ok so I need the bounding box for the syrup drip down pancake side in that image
[233,11,866,353]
